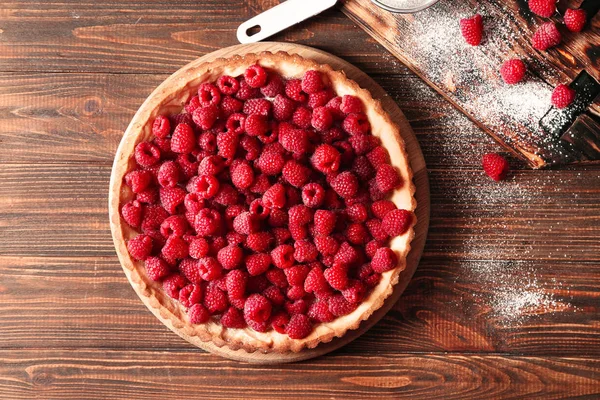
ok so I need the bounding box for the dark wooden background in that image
[0,1,599,398]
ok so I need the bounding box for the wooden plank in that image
[0,349,599,399]
[1,164,598,260]
[0,2,398,74]
[1,256,599,356]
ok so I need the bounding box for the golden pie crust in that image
[109,51,417,353]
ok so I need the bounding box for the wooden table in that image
[1,1,599,398]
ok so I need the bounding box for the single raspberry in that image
[121,200,143,228]
[124,170,153,194]
[217,131,239,159]
[324,264,349,290]
[230,161,254,190]
[271,311,290,334]
[342,113,370,136]
[217,75,240,95]
[191,105,218,130]
[357,263,374,281]
[269,208,289,227]
[334,242,359,267]
[171,123,196,154]
[194,175,221,200]
[220,306,246,328]
[244,64,268,88]
[245,253,272,276]
[460,14,484,46]
[279,123,309,155]
[141,204,169,232]
[232,211,258,235]
[367,146,390,169]
[220,96,244,117]
[345,203,367,223]
[258,122,279,144]
[197,83,221,107]
[342,280,367,304]
[188,303,210,324]
[287,285,306,301]
[153,137,172,155]
[311,144,341,174]
[225,113,246,135]
[134,141,161,168]
[564,8,587,32]
[308,89,334,109]
[160,215,188,237]
[382,209,413,237]
[288,204,312,226]
[349,134,378,156]
[127,234,153,260]
[285,79,307,102]
[308,301,335,323]
[314,235,340,257]
[340,95,363,114]
[371,247,398,273]
[311,106,333,132]
[250,174,270,195]
[196,256,222,281]
[331,171,358,199]
[376,164,402,193]
[246,232,274,253]
[203,286,229,314]
[163,274,187,299]
[289,225,308,241]
[170,113,194,127]
[159,186,186,214]
[282,160,311,188]
[328,295,357,317]
[272,94,296,121]
[366,219,387,241]
[194,208,222,237]
[244,294,272,323]
[255,149,285,175]
[161,236,189,260]
[285,314,312,339]
[249,198,270,220]
[214,184,240,206]
[261,73,285,97]
[313,209,336,237]
[243,98,271,117]
[283,265,310,287]
[304,265,329,293]
[371,200,397,219]
[189,237,210,259]
[179,283,203,308]
[528,0,556,18]
[265,268,288,289]
[198,155,224,177]
[245,114,269,137]
[262,183,286,209]
[185,96,201,114]
[136,188,158,205]
[273,227,291,246]
[271,244,295,269]
[346,223,369,245]
[176,153,200,179]
[293,240,318,263]
[301,70,324,94]
[157,161,180,188]
[500,59,527,85]
[365,240,384,259]
[292,107,312,129]
[285,299,308,316]
[152,115,171,139]
[351,156,375,181]
[482,153,510,181]
[325,96,345,120]
[532,22,561,51]
[301,183,325,208]
[209,237,228,256]
[551,84,576,109]
[226,231,247,247]
[217,245,243,270]
[245,317,269,332]
[263,285,285,306]
[369,179,386,201]
[236,78,260,101]
[225,269,248,299]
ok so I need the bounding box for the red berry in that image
[218,245,244,270]
[225,269,248,299]
[141,204,169,232]
[194,208,223,237]
[271,311,290,333]
[160,215,188,237]
[301,70,324,94]
[282,160,311,188]
[293,106,312,129]
[285,79,307,102]
[551,84,576,109]
[244,294,272,323]
[179,283,203,308]
[285,314,313,339]
[564,9,587,32]
[331,171,359,199]
[217,130,239,159]
[482,153,510,181]
[127,234,153,260]
[233,211,258,235]
[245,253,272,276]
[367,146,390,169]
[273,94,296,121]
[204,286,229,314]
[285,264,311,286]
[157,161,180,188]
[293,240,318,263]
[500,59,527,85]
[324,264,349,290]
[134,141,161,167]
[243,98,272,117]
[311,144,341,174]
[301,183,325,208]
[528,0,556,18]
[460,14,483,46]
[255,148,285,175]
[271,244,295,269]
[279,123,309,155]
[124,170,153,194]
[532,22,561,51]
[376,164,402,193]
[265,268,288,289]
[152,115,171,139]
[342,280,367,303]
[231,161,255,190]
[382,209,413,237]
[189,237,210,259]
[328,295,357,317]
[121,200,143,228]
[163,274,187,299]
[308,89,334,109]
[308,301,335,322]
[245,232,274,253]
[371,247,398,273]
[371,200,397,219]
[217,75,240,95]
[188,303,210,324]
[342,113,370,135]
[220,306,247,328]
[261,73,285,97]
[159,186,186,214]
[244,65,268,88]
[311,107,333,131]
[245,114,269,137]
[171,123,196,154]
[313,209,336,236]
[314,235,340,257]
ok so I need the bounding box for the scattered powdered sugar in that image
[375,0,439,11]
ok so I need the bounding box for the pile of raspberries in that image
[120,64,413,339]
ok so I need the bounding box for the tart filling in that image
[110,52,416,352]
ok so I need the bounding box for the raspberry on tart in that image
[110,52,416,353]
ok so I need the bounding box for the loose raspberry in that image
[351,155,375,181]
[171,123,196,154]
[250,174,270,195]
[313,209,336,236]
[285,314,312,339]
[304,265,329,293]
[331,171,359,199]
[532,22,561,51]
[220,307,246,328]
[136,188,158,205]
[159,186,186,214]
[214,184,240,206]
[127,234,153,260]
[262,183,286,209]
[263,285,286,306]
[245,114,269,137]
[551,84,576,109]
[153,137,172,155]
[204,286,229,314]
[283,264,310,286]
[314,235,340,257]
[349,134,378,156]
[265,268,288,289]
[366,219,387,242]
[176,153,200,179]
[346,223,369,245]
[288,204,312,226]
[157,161,180,188]
[272,94,296,121]
[141,204,169,232]
[231,161,254,190]
[301,70,324,94]
[179,283,203,308]
[194,208,222,237]
[243,98,271,117]
[293,240,318,263]
[285,79,307,102]
[236,78,261,101]
[340,95,363,114]
[269,208,289,227]
[324,264,349,290]
[244,64,268,88]
[367,146,390,169]
[217,245,244,270]
[255,149,285,175]
[163,274,187,299]
[198,83,221,107]
[500,59,527,85]
[198,155,224,177]
[292,107,312,129]
[528,0,556,18]
[160,215,188,237]
[232,211,258,235]
[188,303,210,324]
[308,89,334,109]
[246,232,274,253]
[271,244,295,269]
[564,8,587,32]
[225,269,248,299]
[325,96,345,120]
[285,299,308,316]
[196,256,222,281]
[225,113,246,135]
[245,317,269,332]
[308,301,335,322]
[217,75,240,95]
[249,198,270,220]
[382,209,413,237]
[121,200,143,228]
[191,105,218,130]
[185,96,201,114]
[343,113,370,135]
[311,106,333,132]
[134,141,161,167]
[220,96,244,117]
[328,295,357,317]
[311,144,341,174]
[189,237,210,259]
[279,123,309,155]
[371,200,396,219]
[301,183,325,208]
[286,285,305,301]
[289,225,308,241]
[217,131,239,159]
[271,311,290,334]
[376,164,402,193]
[244,294,272,323]
[272,227,291,246]
[282,160,311,188]
[460,14,483,46]
[365,240,384,259]
[193,175,220,200]
[161,236,189,260]
[342,280,367,304]
[334,242,359,267]
[124,170,153,194]
[344,203,367,223]
[482,153,510,181]
[152,115,171,139]
[261,73,285,97]
[371,247,398,273]
[246,253,272,276]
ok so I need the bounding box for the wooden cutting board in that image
[341,0,600,168]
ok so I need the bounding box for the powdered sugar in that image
[375,0,439,12]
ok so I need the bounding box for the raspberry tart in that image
[109,51,417,353]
